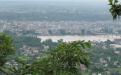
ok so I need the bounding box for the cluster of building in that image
[0,20,121,36]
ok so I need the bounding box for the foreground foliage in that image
[30,41,91,75]
[0,33,15,74]
[109,0,121,19]
[0,33,91,75]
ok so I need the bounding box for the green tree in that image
[0,33,91,75]
[0,33,15,74]
[0,33,15,66]
[109,0,121,19]
[30,41,91,75]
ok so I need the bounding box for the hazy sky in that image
[1,0,121,1]
[1,0,121,5]
[0,0,109,3]
[0,0,108,2]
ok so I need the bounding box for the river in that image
[37,35,121,42]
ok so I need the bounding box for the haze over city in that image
[0,0,121,75]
